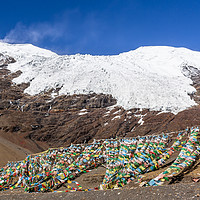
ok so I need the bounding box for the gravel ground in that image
[1,183,200,200]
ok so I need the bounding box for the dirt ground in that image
[1,164,200,200]
[1,182,200,200]
[0,136,32,167]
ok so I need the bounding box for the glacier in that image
[0,41,200,113]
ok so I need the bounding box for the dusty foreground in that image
[0,183,200,200]
[0,136,32,167]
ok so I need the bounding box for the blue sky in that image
[1,0,200,55]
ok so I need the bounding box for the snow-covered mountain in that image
[1,41,200,113]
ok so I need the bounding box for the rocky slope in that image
[0,44,200,156]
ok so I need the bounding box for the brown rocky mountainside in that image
[0,53,200,165]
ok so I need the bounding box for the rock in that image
[0,53,16,67]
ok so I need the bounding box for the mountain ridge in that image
[1,42,200,113]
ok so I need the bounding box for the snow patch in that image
[113,109,121,115]
[51,92,58,99]
[80,109,87,112]
[78,112,88,116]
[138,118,144,126]
[156,111,170,115]
[78,109,88,115]
[111,115,121,120]
[106,105,116,111]
[135,113,147,126]
[104,122,108,126]
[131,127,136,132]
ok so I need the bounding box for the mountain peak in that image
[1,43,200,113]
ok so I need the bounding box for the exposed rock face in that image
[0,54,200,154]
[0,53,16,67]
[181,65,200,104]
